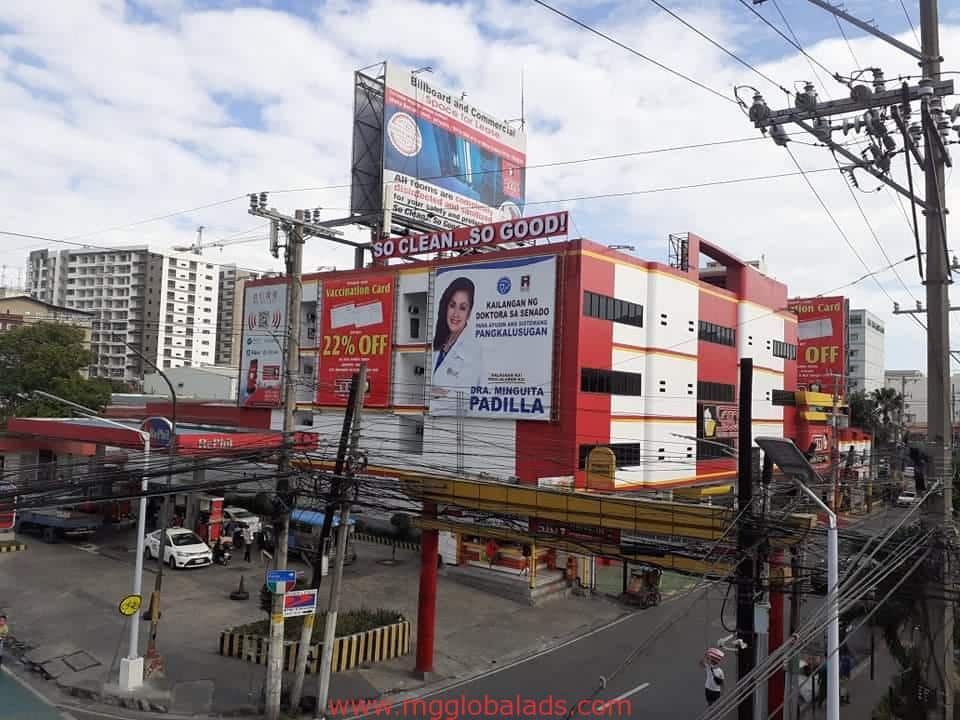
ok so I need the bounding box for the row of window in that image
[698,320,736,347]
[583,291,644,328]
[771,340,797,360]
[698,381,735,403]
[580,368,644,396]
[578,443,648,469]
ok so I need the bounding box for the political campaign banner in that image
[239,281,287,407]
[787,295,846,395]
[430,255,555,420]
[371,211,568,261]
[382,64,526,231]
[317,275,395,407]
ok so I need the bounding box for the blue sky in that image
[0,0,958,372]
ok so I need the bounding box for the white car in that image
[223,506,261,540]
[145,528,213,569]
[897,489,917,507]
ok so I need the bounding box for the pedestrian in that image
[0,614,9,668]
[244,536,252,563]
[232,526,244,552]
[700,647,725,706]
[520,544,531,576]
[485,538,498,568]
[839,647,853,704]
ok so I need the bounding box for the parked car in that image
[896,489,917,507]
[222,506,262,541]
[145,528,213,569]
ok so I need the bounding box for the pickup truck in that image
[15,509,104,542]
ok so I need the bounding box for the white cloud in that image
[0,0,955,373]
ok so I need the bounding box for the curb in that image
[355,533,420,551]
[0,542,27,553]
[219,620,411,673]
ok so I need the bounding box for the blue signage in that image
[266,569,296,584]
[141,417,174,449]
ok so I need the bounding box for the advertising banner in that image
[371,211,568,261]
[787,296,846,395]
[430,255,555,420]
[698,404,738,440]
[239,282,287,407]
[383,64,527,231]
[317,275,395,407]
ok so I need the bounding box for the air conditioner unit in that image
[414,426,424,436]
[414,365,425,376]
[306,327,316,339]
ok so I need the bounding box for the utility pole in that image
[737,357,756,720]
[315,363,367,720]
[247,195,352,720]
[288,365,364,710]
[747,3,954,713]
[264,213,303,720]
[919,3,954,717]
[831,374,840,511]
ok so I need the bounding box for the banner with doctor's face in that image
[429,255,556,420]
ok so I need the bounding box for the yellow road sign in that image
[118,594,142,617]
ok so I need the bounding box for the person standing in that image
[485,538,498,569]
[700,647,725,706]
[520,545,531,576]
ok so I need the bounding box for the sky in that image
[1,0,958,373]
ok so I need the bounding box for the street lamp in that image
[28,389,152,691]
[125,343,176,666]
[755,436,839,720]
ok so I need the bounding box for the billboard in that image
[430,255,556,420]
[382,65,527,231]
[371,211,568,261]
[317,275,395,407]
[787,296,846,395]
[239,282,287,407]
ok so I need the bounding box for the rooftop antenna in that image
[521,67,525,131]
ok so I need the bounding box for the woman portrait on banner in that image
[431,276,483,414]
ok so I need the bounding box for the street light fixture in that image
[671,432,738,458]
[755,436,839,720]
[28,389,152,692]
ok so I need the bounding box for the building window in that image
[581,368,643,395]
[583,291,643,327]
[849,315,862,325]
[697,438,736,460]
[578,443,646,469]
[698,381,735,403]
[772,340,797,360]
[698,320,736,347]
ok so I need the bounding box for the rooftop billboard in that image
[381,65,527,231]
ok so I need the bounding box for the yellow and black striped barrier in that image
[0,542,27,553]
[219,620,411,672]
[354,532,420,552]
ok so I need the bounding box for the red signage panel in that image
[787,295,846,395]
[318,275,395,407]
[371,211,568,261]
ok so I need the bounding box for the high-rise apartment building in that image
[27,247,219,381]
[847,308,885,393]
[216,265,257,368]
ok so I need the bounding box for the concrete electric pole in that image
[747,1,954,715]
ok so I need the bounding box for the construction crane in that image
[173,226,206,255]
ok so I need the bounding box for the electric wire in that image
[530,0,738,106]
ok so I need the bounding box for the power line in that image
[644,0,792,97]
[530,0,738,105]
[899,0,921,46]
[833,14,861,69]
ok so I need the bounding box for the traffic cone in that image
[230,575,250,601]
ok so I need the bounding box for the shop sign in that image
[529,518,621,545]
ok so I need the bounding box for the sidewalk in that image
[0,529,629,716]
[798,641,899,718]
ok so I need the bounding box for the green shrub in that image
[230,607,403,642]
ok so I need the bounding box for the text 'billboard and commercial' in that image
[240,282,287,407]
[372,211,568,260]
[318,275,395,407]
[787,296,846,395]
[383,65,527,230]
[430,255,556,420]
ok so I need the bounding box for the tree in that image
[0,323,111,421]
[848,388,902,445]
[848,389,877,433]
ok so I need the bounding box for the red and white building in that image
[242,228,798,492]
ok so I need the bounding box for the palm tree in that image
[869,387,903,445]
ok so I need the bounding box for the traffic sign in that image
[141,417,174,448]
[266,569,296,594]
[118,594,142,617]
[283,589,318,618]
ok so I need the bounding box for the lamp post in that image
[125,343,176,665]
[29,389,152,691]
[755,436,839,720]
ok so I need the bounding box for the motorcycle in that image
[213,547,232,566]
